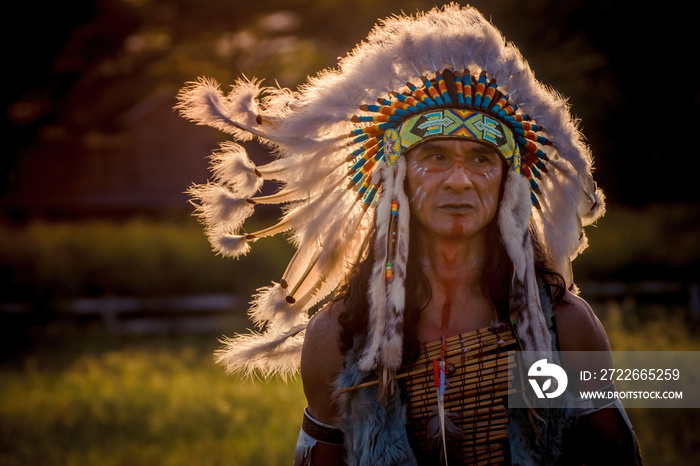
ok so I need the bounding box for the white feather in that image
[248,282,294,329]
[188,183,255,232]
[209,232,251,258]
[497,171,532,277]
[245,200,365,331]
[209,142,263,197]
[497,170,552,354]
[215,323,307,380]
[289,203,370,312]
[225,77,265,128]
[175,77,268,141]
[358,166,393,372]
[382,158,410,370]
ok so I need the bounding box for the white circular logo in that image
[528,359,568,399]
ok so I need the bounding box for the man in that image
[177,5,642,464]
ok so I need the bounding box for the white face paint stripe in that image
[410,185,423,203]
[415,192,427,211]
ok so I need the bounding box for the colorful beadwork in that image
[386,200,399,281]
[398,109,516,160]
[346,69,553,208]
[384,128,402,166]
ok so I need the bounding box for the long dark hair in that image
[335,219,565,365]
[336,211,437,364]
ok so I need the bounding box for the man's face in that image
[405,139,504,240]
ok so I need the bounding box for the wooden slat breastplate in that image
[400,324,517,465]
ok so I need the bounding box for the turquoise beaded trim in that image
[346,70,552,209]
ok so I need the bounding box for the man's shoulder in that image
[301,300,345,383]
[305,300,344,349]
[553,289,611,353]
[301,300,345,423]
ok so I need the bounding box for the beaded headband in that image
[392,109,516,161]
[347,70,551,209]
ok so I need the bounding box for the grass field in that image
[1,304,698,465]
[599,303,700,465]
[0,324,306,466]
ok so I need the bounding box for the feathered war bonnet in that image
[176,4,605,381]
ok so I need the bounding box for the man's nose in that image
[443,161,474,191]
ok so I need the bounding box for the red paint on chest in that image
[440,279,455,333]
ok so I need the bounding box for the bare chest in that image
[416,295,496,343]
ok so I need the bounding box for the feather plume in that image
[316,201,367,273]
[288,202,370,312]
[188,183,255,232]
[498,171,532,275]
[284,179,350,248]
[245,216,294,240]
[245,166,345,207]
[288,202,369,307]
[209,232,251,258]
[498,170,552,355]
[287,203,367,305]
[244,240,320,330]
[532,156,604,283]
[523,232,552,359]
[246,201,368,332]
[252,159,288,181]
[224,77,266,128]
[175,77,268,141]
[254,137,349,189]
[581,187,606,225]
[284,249,324,304]
[248,282,294,329]
[214,323,307,380]
[358,167,393,372]
[247,188,305,206]
[427,407,462,465]
[427,357,462,466]
[209,142,263,197]
[382,158,410,371]
[387,157,410,312]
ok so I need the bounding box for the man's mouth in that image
[438,203,473,213]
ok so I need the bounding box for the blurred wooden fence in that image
[2,282,698,335]
[1,293,242,335]
[579,281,699,317]
[62,294,243,334]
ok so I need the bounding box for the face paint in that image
[405,139,504,240]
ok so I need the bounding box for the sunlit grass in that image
[0,329,305,466]
[1,306,698,465]
[593,302,700,465]
[599,300,700,352]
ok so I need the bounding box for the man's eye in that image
[472,155,496,165]
[429,153,447,161]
